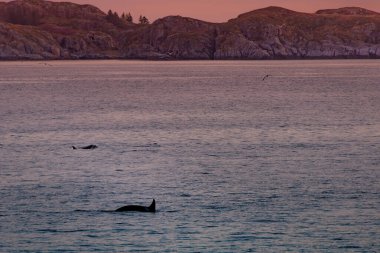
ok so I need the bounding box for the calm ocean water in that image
[0,60,379,252]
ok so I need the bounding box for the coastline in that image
[1,56,380,61]
[1,2,379,61]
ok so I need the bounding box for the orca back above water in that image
[72,145,98,150]
[115,199,155,212]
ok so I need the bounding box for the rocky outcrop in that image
[0,0,129,59]
[0,22,60,59]
[316,7,380,16]
[122,16,217,59]
[211,7,380,59]
[0,0,379,60]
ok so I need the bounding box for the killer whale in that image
[115,199,155,212]
[72,145,98,150]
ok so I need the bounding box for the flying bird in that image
[262,74,271,81]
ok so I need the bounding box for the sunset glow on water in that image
[0,60,379,251]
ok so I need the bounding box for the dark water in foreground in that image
[0,60,379,252]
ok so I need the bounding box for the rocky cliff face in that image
[0,0,128,59]
[121,16,217,59]
[0,0,379,60]
[316,7,380,16]
[212,7,380,59]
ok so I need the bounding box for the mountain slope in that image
[0,1,379,60]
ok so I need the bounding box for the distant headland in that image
[0,0,379,60]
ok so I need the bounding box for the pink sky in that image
[5,0,380,22]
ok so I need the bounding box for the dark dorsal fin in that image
[149,199,155,212]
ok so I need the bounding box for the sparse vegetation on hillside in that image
[0,1,379,60]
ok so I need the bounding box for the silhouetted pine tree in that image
[106,9,124,27]
[121,12,133,23]
[125,12,133,23]
[138,15,149,24]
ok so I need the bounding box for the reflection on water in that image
[0,60,379,252]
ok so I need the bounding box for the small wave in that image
[131,149,159,153]
[338,245,361,249]
[74,209,110,213]
[37,229,59,233]
[37,228,89,233]
[253,219,280,223]
[131,143,161,150]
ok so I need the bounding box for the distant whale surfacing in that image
[72,145,98,150]
[115,199,156,212]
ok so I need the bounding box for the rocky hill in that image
[0,0,379,60]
